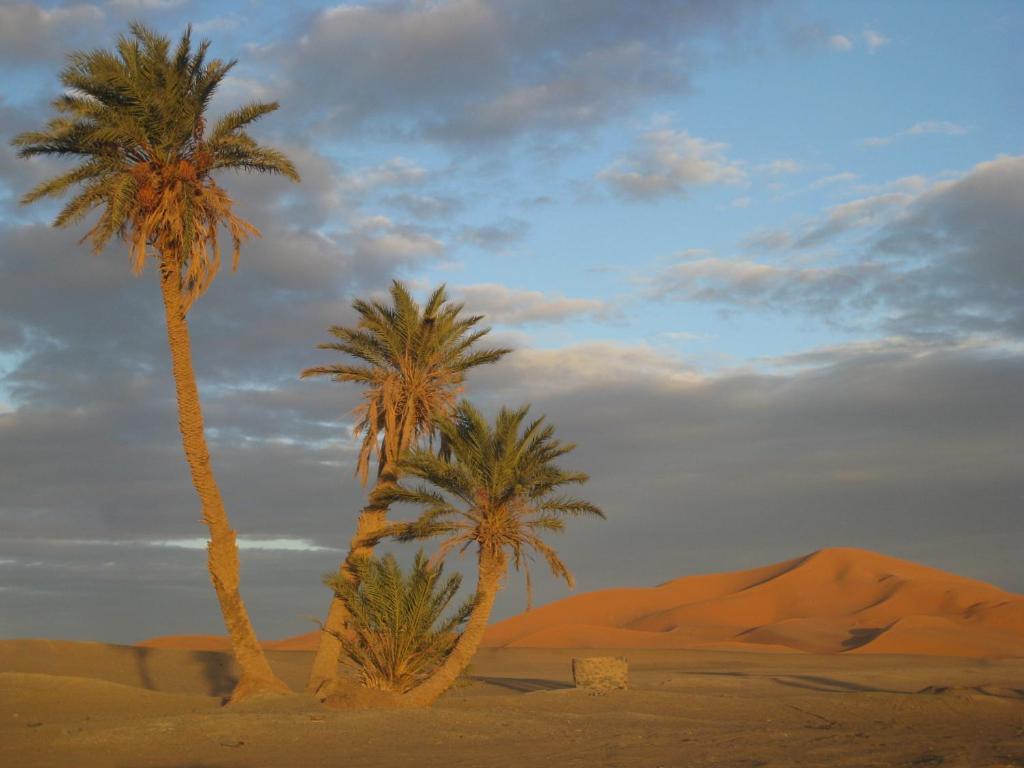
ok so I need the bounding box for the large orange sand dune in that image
[483,548,1024,656]
[140,548,1024,657]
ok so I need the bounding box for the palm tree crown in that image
[12,22,299,311]
[379,401,604,604]
[302,281,512,485]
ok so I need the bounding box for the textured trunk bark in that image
[306,464,395,697]
[399,551,505,708]
[158,261,290,702]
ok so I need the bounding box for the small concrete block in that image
[572,656,628,690]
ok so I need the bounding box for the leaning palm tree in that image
[12,24,299,701]
[376,401,603,707]
[301,281,510,695]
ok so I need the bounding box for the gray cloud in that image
[273,0,768,141]
[654,156,1024,340]
[0,2,104,63]
[600,127,746,200]
[3,337,1021,641]
[459,218,530,251]
[384,193,464,220]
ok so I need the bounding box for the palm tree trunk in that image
[399,551,505,708]
[158,261,290,702]
[306,465,395,696]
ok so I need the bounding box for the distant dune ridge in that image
[139,548,1024,658]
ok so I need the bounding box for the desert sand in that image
[4,548,1023,767]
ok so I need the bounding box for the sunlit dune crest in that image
[482,548,1024,656]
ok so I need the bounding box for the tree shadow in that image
[771,674,904,694]
[917,684,1024,700]
[469,675,573,693]
[191,651,237,699]
[684,670,904,694]
[130,646,156,691]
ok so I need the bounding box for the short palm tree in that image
[301,281,510,695]
[376,401,603,707]
[12,24,299,701]
[325,550,473,693]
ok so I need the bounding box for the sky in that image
[0,0,1021,643]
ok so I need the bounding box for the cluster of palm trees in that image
[13,24,602,707]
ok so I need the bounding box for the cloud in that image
[106,0,185,10]
[795,192,911,248]
[860,121,969,148]
[809,171,858,189]
[651,155,1024,341]
[272,0,768,141]
[600,127,746,200]
[3,270,1023,639]
[454,284,612,326]
[862,29,889,52]
[741,229,791,251]
[459,218,530,251]
[341,157,428,194]
[384,193,464,220]
[0,3,104,63]
[756,159,803,176]
[828,34,853,52]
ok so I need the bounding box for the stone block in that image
[571,656,628,690]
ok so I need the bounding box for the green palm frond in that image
[382,400,604,607]
[12,23,299,310]
[302,281,512,485]
[325,551,473,693]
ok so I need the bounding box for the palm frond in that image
[13,22,299,308]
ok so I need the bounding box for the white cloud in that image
[828,34,854,52]
[485,341,702,397]
[455,284,611,326]
[862,29,890,52]
[343,157,428,193]
[600,128,746,201]
[860,121,969,147]
[756,159,803,176]
[152,537,340,553]
[810,172,858,189]
[106,0,185,9]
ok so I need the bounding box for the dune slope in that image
[482,548,1024,657]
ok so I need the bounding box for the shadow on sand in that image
[193,651,238,698]
[686,670,905,694]
[130,646,156,691]
[687,670,1024,700]
[469,675,573,693]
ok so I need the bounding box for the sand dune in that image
[140,548,1024,658]
[483,547,1024,657]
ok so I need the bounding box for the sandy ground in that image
[2,641,1023,768]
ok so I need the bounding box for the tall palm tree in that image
[376,401,603,707]
[12,24,299,701]
[301,281,510,695]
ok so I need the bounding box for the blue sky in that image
[0,0,1022,641]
